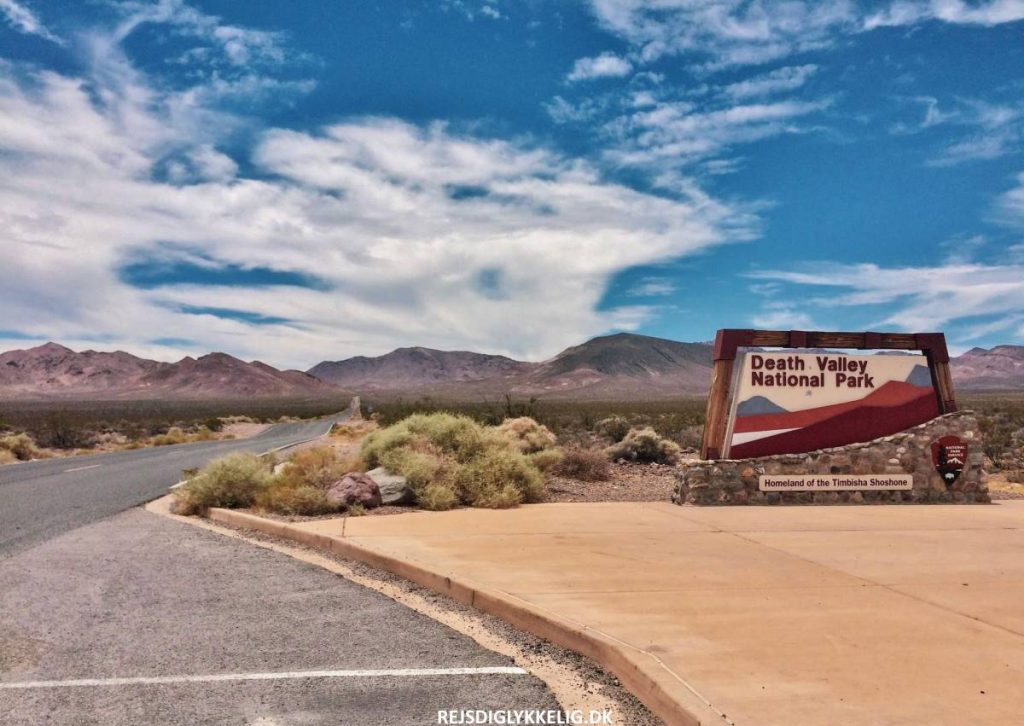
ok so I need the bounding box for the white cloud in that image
[0,0,63,44]
[994,173,1024,228]
[722,64,818,99]
[628,278,677,296]
[567,53,634,82]
[865,0,1024,30]
[0,9,756,368]
[605,96,832,169]
[586,0,857,69]
[584,1,1024,71]
[748,261,1024,333]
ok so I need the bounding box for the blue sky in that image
[1,0,1023,368]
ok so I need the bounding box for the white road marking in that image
[62,464,102,473]
[0,666,529,690]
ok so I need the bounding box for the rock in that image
[326,472,382,509]
[367,467,414,505]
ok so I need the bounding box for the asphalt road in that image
[0,410,353,559]
[0,509,559,725]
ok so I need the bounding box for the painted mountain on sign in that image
[729,380,938,459]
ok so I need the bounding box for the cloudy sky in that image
[1,0,1023,368]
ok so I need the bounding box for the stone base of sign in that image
[674,412,989,506]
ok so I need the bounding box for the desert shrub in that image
[678,425,704,451]
[278,446,353,490]
[1006,470,1024,484]
[360,412,547,510]
[0,433,43,461]
[606,427,681,464]
[379,446,448,491]
[554,446,611,481]
[152,427,188,446]
[203,417,225,432]
[172,452,272,515]
[528,448,565,473]
[416,482,460,511]
[193,426,216,441]
[454,449,545,507]
[595,416,630,443]
[37,414,93,449]
[496,417,557,454]
[254,483,340,516]
[0,449,17,464]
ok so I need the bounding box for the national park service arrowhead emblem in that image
[931,435,968,487]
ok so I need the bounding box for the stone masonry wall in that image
[673,412,988,506]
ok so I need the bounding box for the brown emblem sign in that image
[931,435,968,487]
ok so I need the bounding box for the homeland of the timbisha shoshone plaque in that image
[723,351,938,459]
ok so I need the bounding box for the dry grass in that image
[0,433,44,461]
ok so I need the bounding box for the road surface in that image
[0,410,352,559]
[0,509,559,725]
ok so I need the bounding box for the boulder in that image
[367,467,414,505]
[326,472,382,509]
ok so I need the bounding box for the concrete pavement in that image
[0,508,560,725]
[0,408,352,558]
[210,501,1024,725]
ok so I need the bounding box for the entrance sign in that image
[725,351,938,458]
[759,474,913,492]
[701,330,956,460]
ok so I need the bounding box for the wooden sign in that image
[700,330,956,460]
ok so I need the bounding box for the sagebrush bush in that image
[554,447,611,481]
[152,427,188,446]
[278,446,354,490]
[0,449,17,465]
[527,448,564,473]
[172,452,272,515]
[416,482,459,511]
[454,448,545,508]
[359,412,548,510]
[595,416,630,443]
[0,433,43,461]
[605,427,681,464]
[496,417,557,454]
[254,483,340,516]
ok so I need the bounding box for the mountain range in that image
[0,335,1022,400]
[0,343,338,400]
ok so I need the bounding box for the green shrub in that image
[152,427,188,446]
[254,484,340,516]
[454,449,545,507]
[172,453,272,515]
[361,412,548,510]
[0,433,43,461]
[380,446,448,491]
[554,447,611,481]
[496,417,557,454]
[605,427,680,464]
[528,448,564,473]
[417,482,459,511]
[595,416,630,443]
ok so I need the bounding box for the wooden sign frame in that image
[700,329,957,460]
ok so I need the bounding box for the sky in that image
[1,0,1023,369]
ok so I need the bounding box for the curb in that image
[205,507,731,726]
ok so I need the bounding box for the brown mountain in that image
[308,336,1024,399]
[308,347,532,391]
[0,343,339,400]
[309,333,714,399]
[950,345,1024,390]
